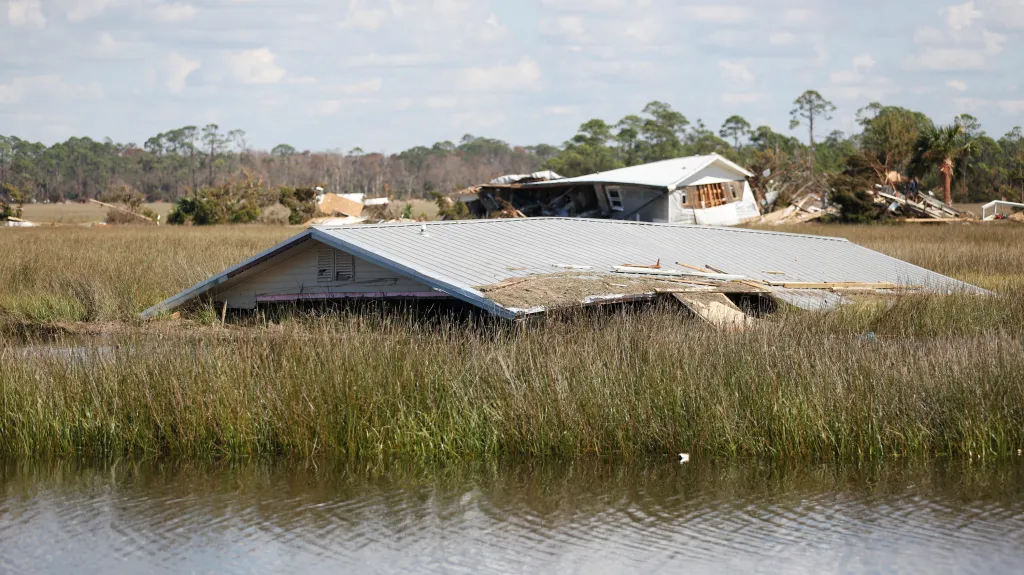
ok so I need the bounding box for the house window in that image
[317,247,355,283]
[606,186,625,212]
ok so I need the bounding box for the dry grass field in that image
[0,222,1021,462]
[19,202,176,225]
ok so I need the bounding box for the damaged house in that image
[143,218,984,324]
[459,154,763,227]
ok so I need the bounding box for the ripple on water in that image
[1,461,1023,575]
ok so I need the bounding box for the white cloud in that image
[165,52,201,93]
[851,54,876,70]
[769,32,797,46]
[784,8,813,24]
[914,26,945,44]
[947,79,969,91]
[0,75,103,105]
[718,60,754,85]
[225,48,287,84]
[457,57,542,92]
[334,78,383,95]
[999,99,1024,114]
[683,5,752,24]
[984,0,1024,29]
[66,0,115,22]
[154,3,196,23]
[309,100,344,117]
[943,2,983,30]
[721,92,768,105]
[345,52,440,68]
[545,105,579,115]
[830,55,896,101]
[7,0,45,28]
[338,0,389,31]
[906,48,989,70]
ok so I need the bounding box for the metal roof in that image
[143,218,985,319]
[522,154,753,191]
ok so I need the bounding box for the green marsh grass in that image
[0,223,1022,462]
[1,306,1022,462]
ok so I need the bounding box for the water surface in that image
[1,460,1022,574]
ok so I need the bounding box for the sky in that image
[2,0,1023,152]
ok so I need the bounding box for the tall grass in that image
[1,224,1021,328]
[1,306,1021,462]
[0,226,293,326]
[1,224,1022,463]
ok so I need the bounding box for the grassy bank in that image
[1,308,1022,462]
[1,223,1022,329]
[1,223,1022,462]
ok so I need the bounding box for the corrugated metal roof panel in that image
[143,218,986,318]
[312,218,983,315]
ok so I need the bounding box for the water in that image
[1,459,1023,574]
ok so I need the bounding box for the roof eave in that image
[139,229,314,319]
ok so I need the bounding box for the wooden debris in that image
[89,199,156,223]
[478,276,532,292]
[736,280,772,292]
[614,266,745,281]
[676,262,711,273]
[621,259,661,269]
[672,293,749,331]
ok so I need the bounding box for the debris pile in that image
[303,191,392,226]
[760,184,971,225]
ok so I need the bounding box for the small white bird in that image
[679,453,690,464]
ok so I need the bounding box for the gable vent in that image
[334,251,354,282]
[317,247,334,284]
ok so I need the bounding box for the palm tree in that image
[911,124,977,207]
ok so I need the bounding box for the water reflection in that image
[1,459,1022,574]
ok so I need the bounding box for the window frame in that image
[606,186,625,212]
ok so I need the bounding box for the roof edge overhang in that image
[668,154,754,191]
[139,229,314,319]
[310,228,519,320]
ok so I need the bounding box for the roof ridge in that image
[317,217,850,243]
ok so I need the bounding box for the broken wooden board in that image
[672,293,750,331]
[764,281,911,290]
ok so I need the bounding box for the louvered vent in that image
[334,251,354,282]
[317,247,333,284]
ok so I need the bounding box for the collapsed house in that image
[458,154,763,227]
[142,218,984,323]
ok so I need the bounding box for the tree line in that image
[2,92,1023,211]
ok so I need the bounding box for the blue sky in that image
[2,0,1023,151]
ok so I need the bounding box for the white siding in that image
[669,163,760,225]
[217,240,434,309]
[676,163,749,188]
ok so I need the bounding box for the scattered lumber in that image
[621,259,661,269]
[672,293,749,331]
[614,266,745,281]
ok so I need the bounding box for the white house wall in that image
[670,164,761,226]
[596,183,669,222]
[217,240,434,309]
